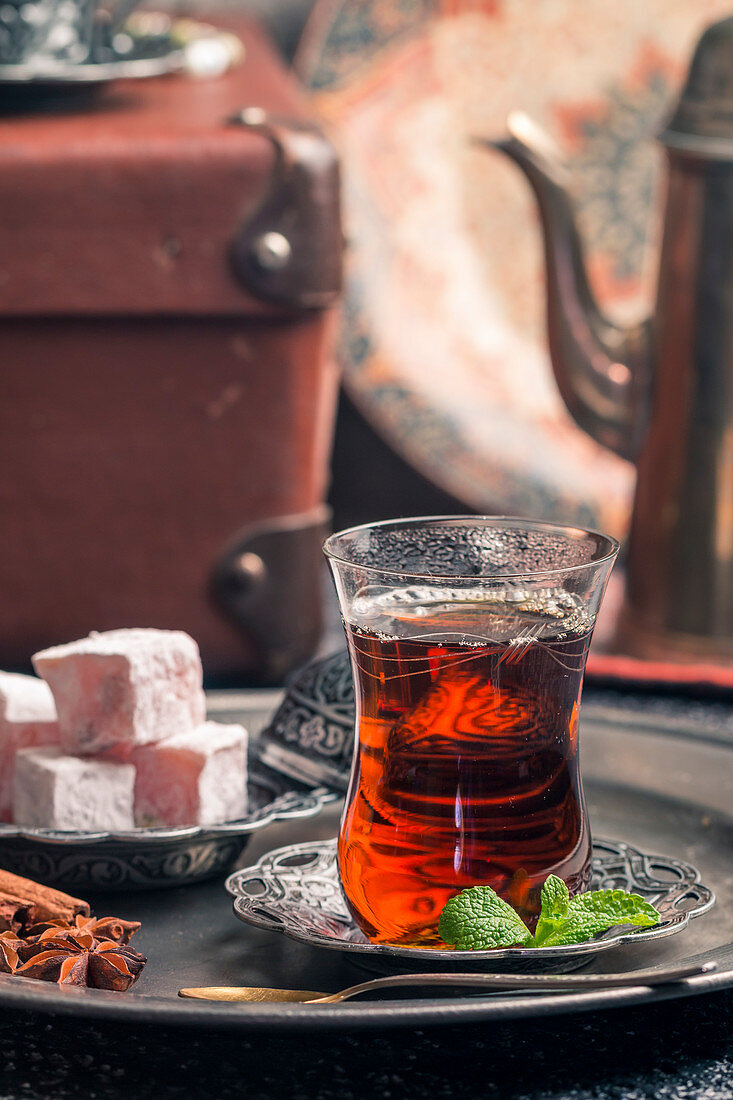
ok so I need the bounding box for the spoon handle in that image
[179,961,715,1004]
[314,963,713,1007]
[317,961,715,1003]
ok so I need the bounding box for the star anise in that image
[15,930,146,990]
[24,914,141,945]
[0,931,21,974]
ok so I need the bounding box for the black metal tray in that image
[0,702,731,1032]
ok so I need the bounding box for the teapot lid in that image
[660,16,733,155]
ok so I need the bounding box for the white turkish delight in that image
[13,746,135,830]
[32,629,206,755]
[0,672,60,822]
[133,721,248,827]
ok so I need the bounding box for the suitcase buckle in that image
[229,108,343,310]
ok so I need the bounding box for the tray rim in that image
[0,947,731,1032]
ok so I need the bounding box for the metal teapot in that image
[484,15,733,661]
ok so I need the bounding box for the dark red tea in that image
[338,592,593,946]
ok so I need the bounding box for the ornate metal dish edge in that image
[0,780,335,846]
[0,757,337,888]
[0,41,185,84]
[227,837,716,969]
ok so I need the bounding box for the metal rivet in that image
[235,552,266,585]
[252,231,292,272]
[238,106,267,126]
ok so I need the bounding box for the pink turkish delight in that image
[32,629,206,755]
[132,721,248,827]
[0,672,60,822]
[13,747,135,830]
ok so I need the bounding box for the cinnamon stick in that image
[0,895,38,934]
[0,871,89,923]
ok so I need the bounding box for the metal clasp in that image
[228,107,343,310]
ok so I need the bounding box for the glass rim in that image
[322,515,620,582]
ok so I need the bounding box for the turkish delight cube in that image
[0,672,59,822]
[133,721,248,827]
[13,747,135,831]
[32,629,206,754]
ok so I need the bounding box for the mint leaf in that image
[438,878,661,951]
[533,874,571,946]
[536,888,661,948]
[541,875,570,917]
[438,887,533,950]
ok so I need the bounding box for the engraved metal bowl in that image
[0,11,185,84]
[226,837,715,974]
[0,756,335,890]
[258,651,353,791]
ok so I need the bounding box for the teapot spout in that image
[479,112,650,461]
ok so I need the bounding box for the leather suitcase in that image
[0,19,341,685]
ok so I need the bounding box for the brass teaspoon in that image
[179,961,715,1004]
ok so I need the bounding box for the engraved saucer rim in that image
[226,836,716,966]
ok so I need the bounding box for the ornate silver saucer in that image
[0,14,242,86]
[226,837,715,974]
[0,47,182,84]
[0,17,183,85]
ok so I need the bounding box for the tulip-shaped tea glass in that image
[324,517,619,947]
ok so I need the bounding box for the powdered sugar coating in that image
[133,721,248,827]
[13,746,135,831]
[0,673,59,822]
[32,629,206,755]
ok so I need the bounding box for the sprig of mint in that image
[438,875,661,951]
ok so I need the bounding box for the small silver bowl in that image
[0,753,335,890]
